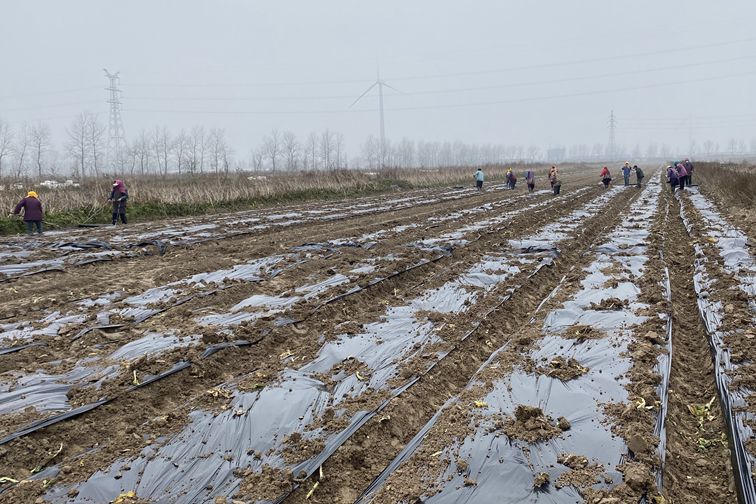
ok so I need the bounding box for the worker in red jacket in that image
[12,191,44,234]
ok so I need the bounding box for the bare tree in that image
[67,113,90,178]
[30,123,51,178]
[251,148,264,171]
[174,129,189,174]
[362,135,380,169]
[334,132,345,168]
[0,118,13,178]
[12,123,30,178]
[188,126,206,174]
[306,132,318,170]
[151,126,171,175]
[131,129,152,175]
[262,129,281,171]
[87,115,106,176]
[208,128,228,175]
[282,131,299,170]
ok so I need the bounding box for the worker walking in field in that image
[109,179,129,225]
[552,176,561,195]
[549,166,558,188]
[622,162,632,186]
[506,169,517,189]
[667,165,679,193]
[474,168,485,191]
[12,191,44,235]
[600,166,612,188]
[525,170,535,192]
[633,165,644,187]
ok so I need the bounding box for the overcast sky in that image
[1,0,755,159]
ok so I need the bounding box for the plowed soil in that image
[0,168,752,504]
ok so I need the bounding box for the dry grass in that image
[694,162,756,210]
[0,163,565,233]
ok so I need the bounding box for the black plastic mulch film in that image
[355,180,670,504]
[677,192,756,504]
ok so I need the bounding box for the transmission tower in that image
[608,110,616,162]
[104,69,127,171]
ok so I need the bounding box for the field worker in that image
[109,179,129,225]
[474,168,485,191]
[549,166,558,188]
[552,176,562,195]
[666,165,679,193]
[622,162,632,186]
[600,166,612,188]
[505,167,513,188]
[684,158,694,185]
[634,165,644,187]
[507,170,517,189]
[12,191,44,235]
[676,162,688,191]
[525,170,535,192]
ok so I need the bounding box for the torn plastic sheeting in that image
[58,245,520,503]
[384,184,659,503]
[52,241,112,251]
[0,341,46,355]
[200,339,255,359]
[0,399,110,446]
[355,342,513,504]
[1,313,87,343]
[652,266,673,489]
[0,359,194,447]
[187,256,283,284]
[0,335,194,422]
[125,240,167,255]
[74,257,115,266]
[290,188,644,496]
[411,332,632,504]
[0,365,100,414]
[0,259,65,279]
[72,325,125,342]
[108,333,198,362]
[678,197,756,504]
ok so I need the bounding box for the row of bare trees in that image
[250,129,347,171]
[4,112,756,179]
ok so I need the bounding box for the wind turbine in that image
[350,68,401,167]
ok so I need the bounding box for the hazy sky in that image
[2,0,756,158]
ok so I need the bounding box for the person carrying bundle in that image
[109,179,129,225]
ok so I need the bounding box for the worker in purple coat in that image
[683,158,694,185]
[109,179,129,225]
[12,191,44,234]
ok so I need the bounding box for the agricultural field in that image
[0,164,753,504]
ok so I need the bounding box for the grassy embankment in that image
[0,164,556,235]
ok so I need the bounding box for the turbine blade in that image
[381,81,403,94]
[349,81,379,108]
